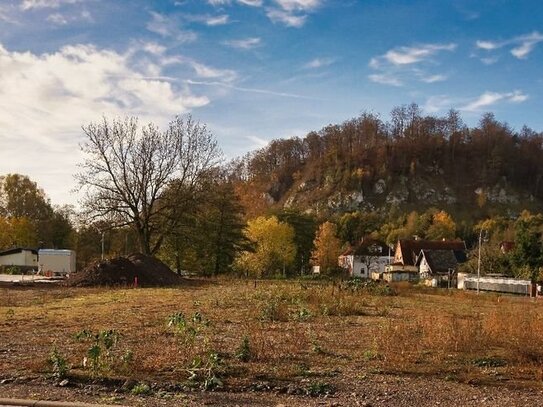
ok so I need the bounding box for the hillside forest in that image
[2,105,543,281]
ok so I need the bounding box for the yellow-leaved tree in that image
[0,216,37,249]
[426,210,456,240]
[235,216,296,278]
[311,221,343,275]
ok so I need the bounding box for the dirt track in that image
[1,373,543,406]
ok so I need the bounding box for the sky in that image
[0,0,542,206]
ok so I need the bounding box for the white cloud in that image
[139,41,167,56]
[480,56,498,65]
[146,12,197,43]
[475,40,499,50]
[274,0,320,11]
[188,61,237,82]
[368,74,402,87]
[303,57,334,69]
[266,0,321,27]
[266,8,306,27]
[369,43,455,86]
[476,31,543,59]
[46,12,68,24]
[461,90,528,112]
[423,95,453,113]
[20,0,84,10]
[237,0,263,6]
[0,4,18,23]
[377,43,456,66]
[206,14,229,25]
[420,74,447,83]
[45,9,92,25]
[223,37,261,49]
[207,0,263,6]
[0,42,210,205]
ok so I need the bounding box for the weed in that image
[472,357,507,368]
[76,329,121,377]
[131,382,152,396]
[187,351,225,390]
[235,336,251,362]
[49,347,68,379]
[307,381,334,396]
[291,307,312,322]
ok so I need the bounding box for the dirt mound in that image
[66,253,183,287]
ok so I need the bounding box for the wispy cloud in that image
[20,0,85,10]
[461,90,528,111]
[423,95,453,113]
[0,4,18,23]
[146,12,197,43]
[369,43,456,86]
[185,79,318,100]
[208,0,263,6]
[370,43,456,67]
[46,9,93,25]
[238,0,263,6]
[419,73,447,83]
[223,37,261,49]
[206,14,229,25]
[266,0,321,27]
[368,73,402,87]
[476,31,543,59]
[183,12,230,26]
[188,62,237,82]
[303,57,334,69]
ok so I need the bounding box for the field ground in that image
[1,279,543,406]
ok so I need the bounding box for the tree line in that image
[2,107,543,281]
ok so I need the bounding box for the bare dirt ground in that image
[1,279,543,406]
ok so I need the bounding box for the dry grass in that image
[1,279,543,391]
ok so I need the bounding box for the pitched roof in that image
[341,238,391,257]
[397,239,466,266]
[416,249,462,274]
[0,247,38,257]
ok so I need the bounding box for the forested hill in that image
[229,104,543,226]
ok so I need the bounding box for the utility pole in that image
[101,231,105,261]
[477,228,486,294]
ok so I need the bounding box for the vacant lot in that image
[1,279,543,406]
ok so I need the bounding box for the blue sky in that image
[0,0,542,205]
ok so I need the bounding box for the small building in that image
[38,249,76,276]
[0,247,38,272]
[382,263,419,282]
[394,238,466,267]
[415,249,466,287]
[339,238,391,278]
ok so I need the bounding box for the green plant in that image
[187,351,225,390]
[167,311,209,343]
[307,381,334,396]
[235,336,251,362]
[131,382,152,396]
[49,347,69,379]
[292,307,312,321]
[76,329,121,377]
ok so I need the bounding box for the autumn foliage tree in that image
[311,221,343,275]
[235,216,296,278]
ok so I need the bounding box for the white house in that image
[339,238,391,278]
[0,248,38,269]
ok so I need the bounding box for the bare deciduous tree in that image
[76,115,221,255]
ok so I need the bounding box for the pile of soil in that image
[66,253,183,287]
